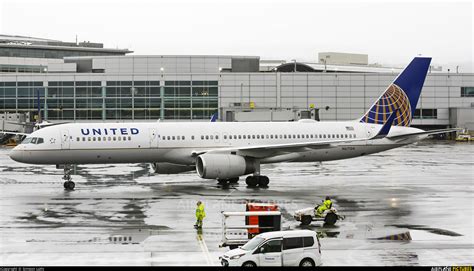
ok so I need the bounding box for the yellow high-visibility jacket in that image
[324,199,332,209]
[196,203,206,220]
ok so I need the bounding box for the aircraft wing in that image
[192,111,398,158]
[199,137,368,158]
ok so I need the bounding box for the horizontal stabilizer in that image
[387,128,462,140]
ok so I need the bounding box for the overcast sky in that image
[1,0,472,71]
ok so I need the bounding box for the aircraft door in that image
[149,128,158,148]
[61,130,70,149]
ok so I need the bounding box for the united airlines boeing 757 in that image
[9,57,458,190]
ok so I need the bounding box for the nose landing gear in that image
[62,165,75,190]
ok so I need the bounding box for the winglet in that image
[372,110,398,139]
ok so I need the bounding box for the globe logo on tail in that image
[361,84,412,127]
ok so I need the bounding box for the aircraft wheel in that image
[64,181,75,190]
[258,176,269,187]
[245,176,258,187]
[217,179,229,185]
[228,177,239,184]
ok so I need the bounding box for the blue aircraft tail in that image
[360,57,431,126]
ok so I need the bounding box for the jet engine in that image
[196,154,256,179]
[151,162,195,174]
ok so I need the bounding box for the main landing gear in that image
[217,177,239,185]
[62,165,75,190]
[245,175,269,188]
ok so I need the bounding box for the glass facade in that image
[164,80,218,120]
[0,47,127,59]
[0,80,218,121]
[0,64,47,73]
[414,109,438,119]
[461,87,474,97]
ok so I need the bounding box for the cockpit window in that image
[20,137,44,144]
[21,137,32,144]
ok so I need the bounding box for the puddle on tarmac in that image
[388,224,462,237]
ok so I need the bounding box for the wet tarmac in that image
[0,140,473,266]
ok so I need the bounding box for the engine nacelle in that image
[196,154,256,179]
[151,162,195,174]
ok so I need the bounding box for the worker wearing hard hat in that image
[194,201,206,229]
[316,196,332,217]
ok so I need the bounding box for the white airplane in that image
[9,57,458,190]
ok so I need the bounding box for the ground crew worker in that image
[316,196,332,216]
[194,201,206,229]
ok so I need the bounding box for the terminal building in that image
[0,35,473,132]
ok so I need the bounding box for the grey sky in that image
[1,0,472,71]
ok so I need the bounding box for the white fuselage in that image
[9,120,423,166]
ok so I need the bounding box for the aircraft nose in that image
[9,146,24,162]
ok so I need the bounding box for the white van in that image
[219,230,321,267]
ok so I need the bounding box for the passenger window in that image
[201,135,204,140]
[283,237,303,250]
[118,137,121,141]
[243,135,246,139]
[82,137,86,141]
[259,239,282,254]
[238,135,242,139]
[215,135,218,140]
[93,137,96,141]
[191,136,195,140]
[270,135,273,139]
[36,138,44,144]
[128,136,131,140]
[256,135,260,139]
[224,135,227,139]
[103,137,106,141]
[210,135,214,140]
[310,135,313,138]
[182,136,186,140]
[176,136,180,140]
[113,137,116,141]
[98,137,101,141]
[76,137,80,141]
[88,137,91,141]
[108,137,111,141]
[172,136,175,140]
[205,135,209,140]
[123,136,127,141]
[303,237,314,247]
[252,135,255,139]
